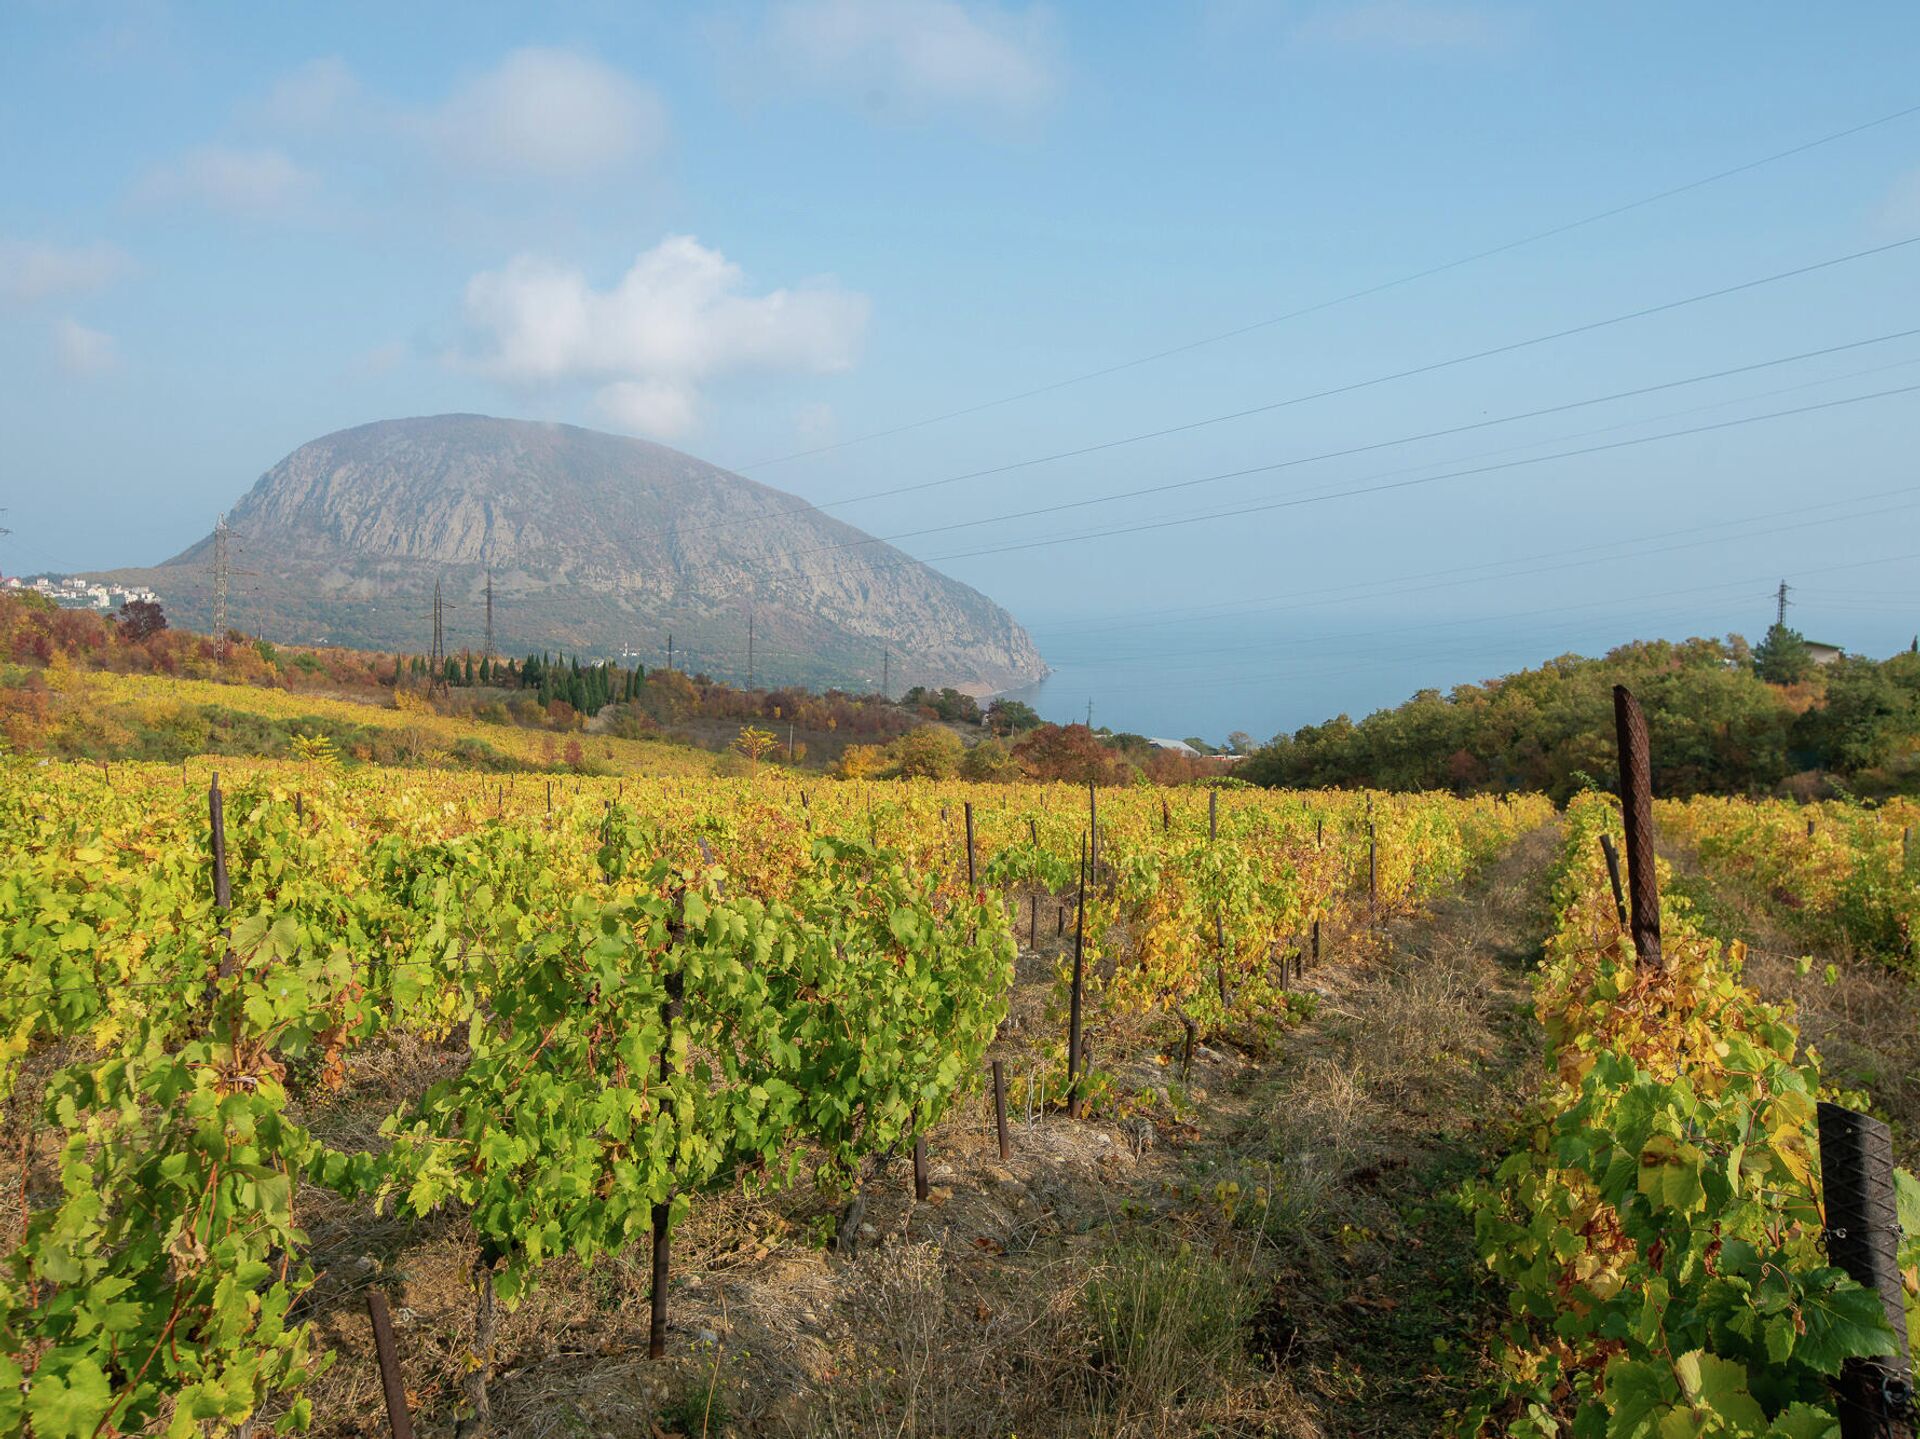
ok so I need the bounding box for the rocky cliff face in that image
[94,415,1047,693]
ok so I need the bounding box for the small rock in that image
[859,1222,877,1237]
[696,1328,718,1345]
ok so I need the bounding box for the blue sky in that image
[4,2,1919,736]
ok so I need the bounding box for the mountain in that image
[89,415,1048,694]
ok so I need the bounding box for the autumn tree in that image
[886,725,965,779]
[116,599,167,642]
[959,736,1021,782]
[1011,723,1126,785]
[733,725,778,768]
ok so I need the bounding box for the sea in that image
[995,608,1663,750]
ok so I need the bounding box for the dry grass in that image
[3,835,1560,1438]
[1664,848,1920,1169]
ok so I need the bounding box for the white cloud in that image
[251,56,360,131]
[137,144,317,217]
[54,318,120,377]
[0,241,131,303]
[426,49,667,180]
[761,0,1057,122]
[1292,2,1510,51]
[461,235,869,438]
[598,379,700,437]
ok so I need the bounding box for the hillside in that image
[87,414,1048,694]
[1240,633,1920,799]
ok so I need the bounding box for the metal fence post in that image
[1817,1101,1914,1438]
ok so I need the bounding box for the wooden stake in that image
[1612,684,1664,971]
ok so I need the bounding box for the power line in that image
[734,361,1920,582]
[1049,502,1920,678]
[906,379,1920,568]
[783,327,1920,559]
[663,235,1920,548]
[729,98,1920,474]
[1036,492,1920,673]
[1044,480,1920,642]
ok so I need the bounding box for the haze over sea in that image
[1004,597,1784,745]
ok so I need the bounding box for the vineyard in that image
[1658,796,1920,976]
[1465,792,1920,1436]
[0,759,1545,1435]
[0,738,1916,1436]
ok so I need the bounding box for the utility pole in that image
[1086,699,1094,729]
[747,609,755,689]
[667,633,673,673]
[429,579,448,695]
[1775,579,1793,628]
[483,568,494,659]
[881,644,889,698]
[211,514,230,662]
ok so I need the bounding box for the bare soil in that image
[285,826,1560,1439]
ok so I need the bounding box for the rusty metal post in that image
[1612,684,1664,970]
[1067,834,1087,1118]
[964,802,976,892]
[365,1290,417,1439]
[210,774,230,913]
[1817,1102,1915,1439]
[202,774,238,1010]
[1598,834,1629,930]
[649,969,685,1360]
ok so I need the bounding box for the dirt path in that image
[299,829,1561,1438]
[1207,821,1559,1437]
